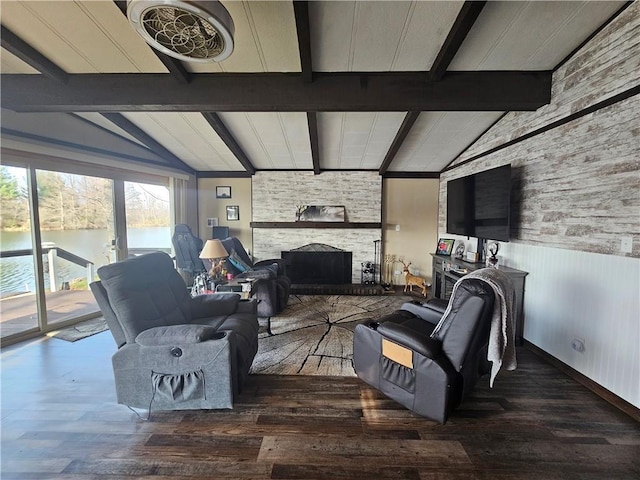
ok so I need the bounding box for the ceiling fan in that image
[127,0,234,63]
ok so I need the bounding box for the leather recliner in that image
[90,251,259,411]
[353,277,497,423]
[220,236,291,318]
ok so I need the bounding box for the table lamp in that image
[199,239,229,280]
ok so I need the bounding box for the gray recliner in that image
[90,251,259,411]
[353,275,501,423]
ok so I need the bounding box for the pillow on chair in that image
[227,250,252,273]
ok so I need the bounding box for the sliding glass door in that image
[0,166,38,339]
[36,169,116,327]
[0,160,178,345]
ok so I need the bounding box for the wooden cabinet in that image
[430,254,528,345]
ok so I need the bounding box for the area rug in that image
[47,316,108,342]
[251,294,413,376]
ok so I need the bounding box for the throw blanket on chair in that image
[436,267,517,386]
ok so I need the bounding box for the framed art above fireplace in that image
[295,205,345,222]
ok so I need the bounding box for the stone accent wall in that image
[453,2,640,164]
[252,171,381,222]
[252,171,381,283]
[440,95,639,257]
[440,4,640,259]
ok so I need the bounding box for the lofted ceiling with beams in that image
[0,0,628,177]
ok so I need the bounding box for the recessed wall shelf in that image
[250,222,381,229]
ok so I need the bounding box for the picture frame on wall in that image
[435,238,455,256]
[216,186,231,198]
[226,205,239,221]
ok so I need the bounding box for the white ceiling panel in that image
[391,112,505,172]
[188,1,301,73]
[310,1,464,72]
[218,113,312,169]
[1,0,167,73]
[0,48,39,73]
[72,112,148,148]
[319,112,406,169]
[122,112,242,171]
[451,1,626,70]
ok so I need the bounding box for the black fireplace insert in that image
[282,244,352,284]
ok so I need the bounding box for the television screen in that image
[212,226,229,240]
[446,164,511,242]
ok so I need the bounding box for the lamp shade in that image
[199,239,229,259]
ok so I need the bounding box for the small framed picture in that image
[216,186,231,198]
[226,205,239,221]
[435,238,455,256]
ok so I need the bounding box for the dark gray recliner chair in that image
[353,276,499,423]
[172,224,205,286]
[90,252,259,411]
[220,236,291,318]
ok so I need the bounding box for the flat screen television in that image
[446,164,511,242]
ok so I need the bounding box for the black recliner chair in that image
[354,269,514,423]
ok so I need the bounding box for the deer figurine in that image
[401,261,428,297]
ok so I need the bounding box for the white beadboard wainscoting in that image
[499,242,639,408]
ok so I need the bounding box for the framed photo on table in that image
[435,238,455,256]
[216,186,231,198]
[226,205,239,221]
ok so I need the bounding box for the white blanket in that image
[436,267,517,386]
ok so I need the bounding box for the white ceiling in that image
[0,1,627,175]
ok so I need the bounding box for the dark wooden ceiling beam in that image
[201,113,256,175]
[378,111,420,175]
[293,1,314,83]
[100,112,194,173]
[428,1,487,82]
[0,26,68,84]
[113,0,192,84]
[307,112,320,174]
[0,71,552,112]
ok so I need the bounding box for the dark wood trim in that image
[383,171,440,179]
[428,1,487,82]
[113,0,191,84]
[196,171,253,179]
[201,112,256,175]
[251,222,381,229]
[293,1,313,83]
[0,71,552,112]
[444,85,640,173]
[307,112,320,174]
[524,341,640,422]
[379,111,420,175]
[1,127,177,170]
[0,26,68,84]
[100,113,193,173]
[554,2,633,72]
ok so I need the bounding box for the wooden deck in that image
[0,290,98,338]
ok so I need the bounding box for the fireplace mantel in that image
[250,222,381,229]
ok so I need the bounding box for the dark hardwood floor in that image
[1,329,638,479]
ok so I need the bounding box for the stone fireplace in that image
[251,171,382,284]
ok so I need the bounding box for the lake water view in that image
[0,227,171,296]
